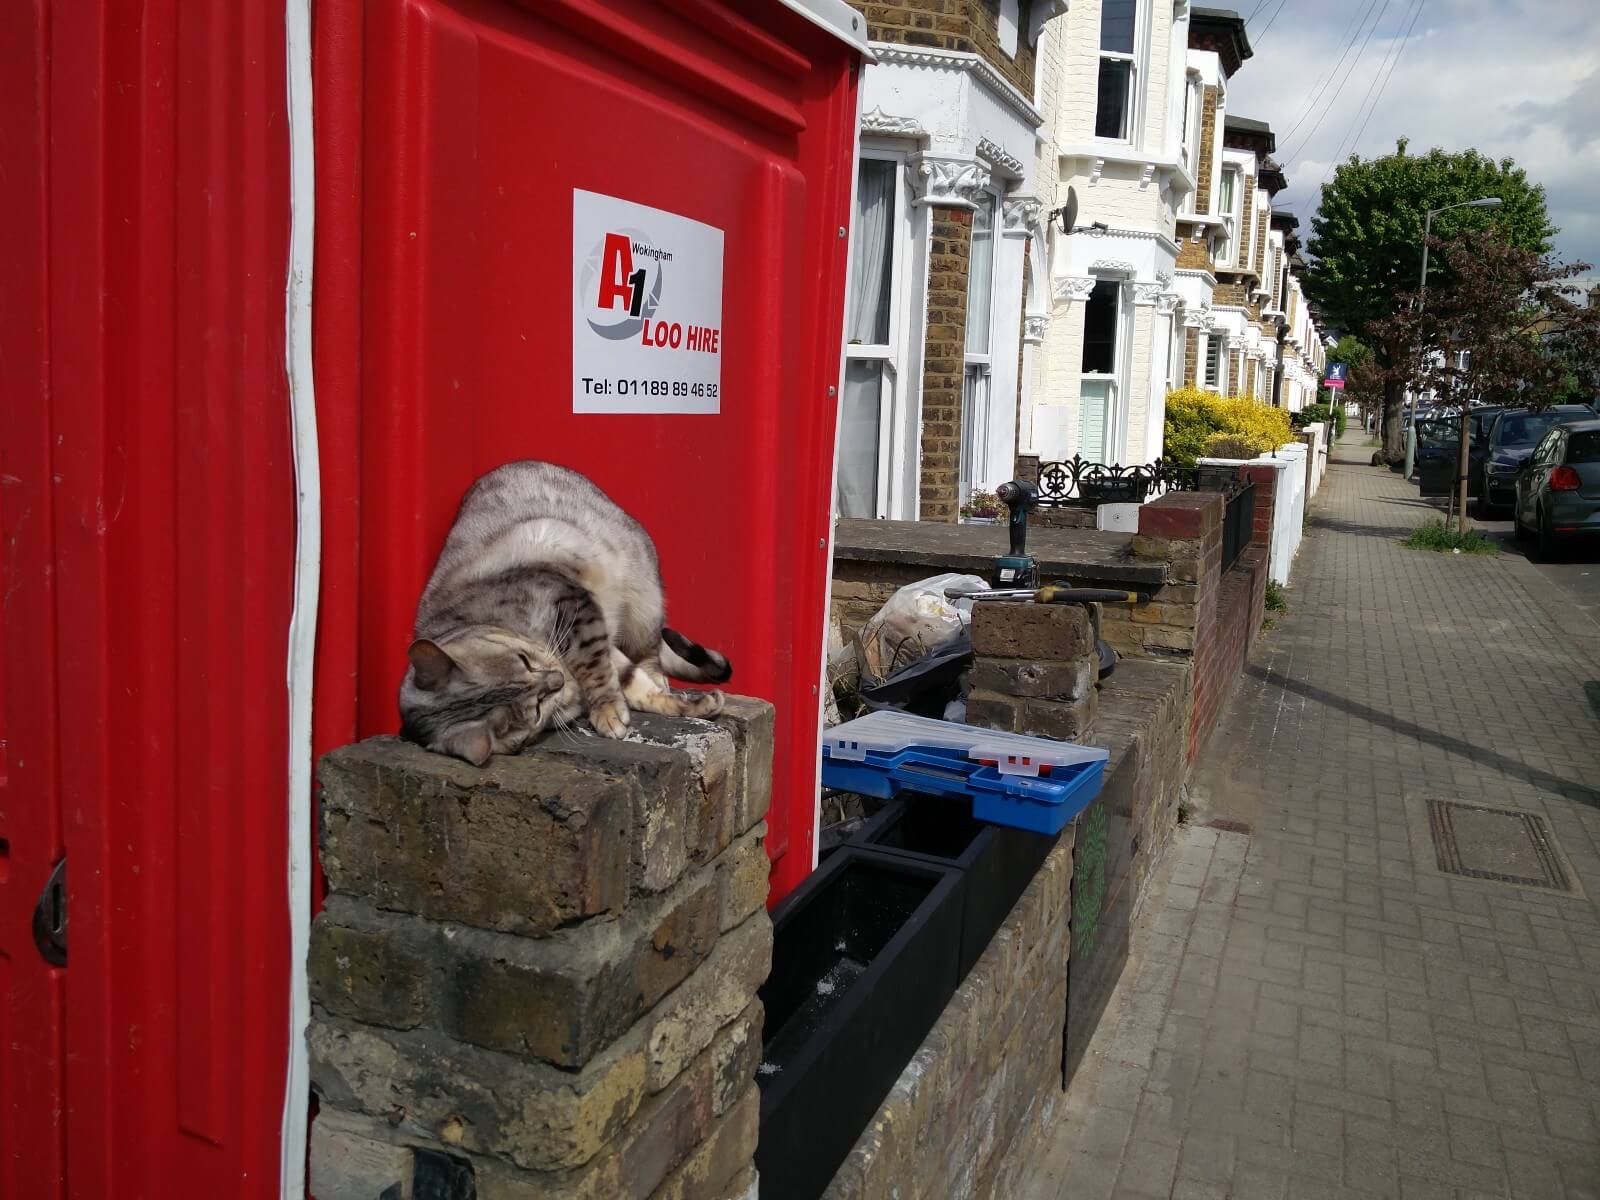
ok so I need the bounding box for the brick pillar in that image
[965,602,1099,740]
[1183,328,1199,387]
[920,208,971,522]
[307,700,776,1200]
[1195,87,1218,213]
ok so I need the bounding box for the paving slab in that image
[1023,436,1600,1200]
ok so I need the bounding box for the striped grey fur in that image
[398,461,732,764]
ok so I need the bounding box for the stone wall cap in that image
[833,518,1166,586]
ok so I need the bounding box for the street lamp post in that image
[1403,196,1503,483]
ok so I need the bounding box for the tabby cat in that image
[399,461,732,764]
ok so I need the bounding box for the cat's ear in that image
[448,725,494,767]
[408,639,459,691]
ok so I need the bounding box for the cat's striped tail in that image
[660,627,733,683]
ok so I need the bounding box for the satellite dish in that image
[1058,186,1080,236]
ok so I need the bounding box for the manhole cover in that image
[1426,800,1573,892]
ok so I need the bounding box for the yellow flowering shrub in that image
[1164,387,1293,467]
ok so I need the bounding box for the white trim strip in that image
[281,0,318,1194]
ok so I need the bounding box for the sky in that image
[1224,0,1600,271]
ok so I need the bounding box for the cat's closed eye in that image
[518,652,533,671]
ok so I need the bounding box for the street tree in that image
[1304,140,1556,462]
[1366,230,1600,527]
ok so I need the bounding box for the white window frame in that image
[1204,331,1226,393]
[1166,309,1185,391]
[842,147,914,519]
[1179,72,1200,178]
[1079,275,1131,462]
[961,188,1002,504]
[1217,166,1242,266]
[1094,0,1146,146]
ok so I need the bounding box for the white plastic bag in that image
[856,572,989,685]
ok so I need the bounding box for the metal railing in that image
[1034,456,1200,508]
[1221,481,1257,573]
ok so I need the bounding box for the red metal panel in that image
[0,2,296,1195]
[312,0,858,903]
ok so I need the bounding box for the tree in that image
[1369,231,1600,412]
[1364,231,1600,528]
[1327,335,1379,428]
[1305,141,1556,462]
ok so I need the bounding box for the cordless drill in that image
[993,479,1040,588]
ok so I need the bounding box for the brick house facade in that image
[833,0,1065,521]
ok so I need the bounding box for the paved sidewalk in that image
[1024,436,1600,1200]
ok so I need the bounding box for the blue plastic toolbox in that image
[821,711,1109,836]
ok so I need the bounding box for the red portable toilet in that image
[1,0,866,1195]
[311,0,869,909]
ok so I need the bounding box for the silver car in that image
[1513,417,1600,556]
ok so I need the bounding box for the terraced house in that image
[833,0,1064,521]
[833,1,1331,523]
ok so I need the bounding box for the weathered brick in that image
[968,655,1096,701]
[623,716,739,865]
[709,1001,763,1120]
[717,826,770,932]
[965,687,1022,733]
[318,738,632,936]
[970,601,1093,661]
[309,1109,414,1200]
[309,1011,649,1174]
[539,728,696,895]
[650,1087,760,1200]
[718,696,775,836]
[309,901,437,1030]
[1020,691,1098,741]
[648,913,772,1092]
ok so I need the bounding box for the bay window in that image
[961,192,999,503]
[838,155,903,518]
[1095,0,1139,141]
[1080,278,1124,462]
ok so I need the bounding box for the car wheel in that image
[1537,505,1560,560]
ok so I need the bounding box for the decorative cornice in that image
[1133,282,1165,306]
[871,45,1044,128]
[1072,225,1181,258]
[909,155,991,210]
[1001,195,1042,237]
[1155,291,1182,316]
[977,137,1025,180]
[860,106,926,138]
[1090,259,1138,276]
[1175,268,1219,289]
[1023,312,1051,344]
[1055,275,1098,303]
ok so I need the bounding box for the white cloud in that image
[1227,0,1600,267]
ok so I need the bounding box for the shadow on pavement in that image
[1244,662,1600,810]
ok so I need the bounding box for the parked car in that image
[1414,406,1506,497]
[1514,418,1600,555]
[1477,403,1597,516]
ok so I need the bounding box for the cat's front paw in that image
[589,694,631,739]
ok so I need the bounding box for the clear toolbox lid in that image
[823,710,1109,774]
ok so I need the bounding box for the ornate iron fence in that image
[1034,456,1200,508]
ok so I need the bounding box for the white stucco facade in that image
[1028,0,1196,469]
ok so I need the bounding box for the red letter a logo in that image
[596,233,635,311]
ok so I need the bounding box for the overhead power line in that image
[1338,0,1429,171]
[1275,0,1382,151]
[1251,0,1294,49]
[1279,0,1392,167]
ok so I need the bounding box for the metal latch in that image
[33,857,66,967]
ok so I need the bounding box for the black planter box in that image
[851,794,1057,978]
[756,848,963,1200]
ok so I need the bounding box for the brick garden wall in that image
[306,701,776,1200]
[921,208,972,522]
[1099,473,1276,762]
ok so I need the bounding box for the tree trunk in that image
[1381,377,1406,464]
